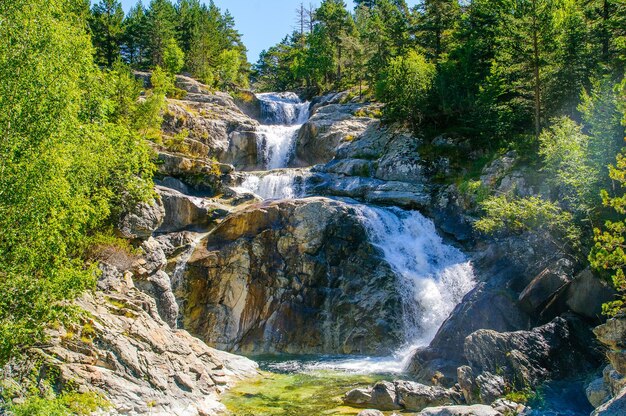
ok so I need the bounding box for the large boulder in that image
[464,317,600,388]
[294,103,376,166]
[594,315,626,375]
[182,197,405,354]
[564,268,616,320]
[344,380,461,412]
[155,186,231,233]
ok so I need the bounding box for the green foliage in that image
[10,392,109,416]
[538,117,597,214]
[475,196,582,251]
[376,50,435,127]
[162,37,184,74]
[0,0,154,364]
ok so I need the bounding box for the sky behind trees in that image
[120,0,420,61]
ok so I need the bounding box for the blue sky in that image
[120,0,420,63]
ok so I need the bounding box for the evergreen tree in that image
[89,0,125,67]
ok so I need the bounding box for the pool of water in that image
[222,355,595,416]
[222,354,406,416]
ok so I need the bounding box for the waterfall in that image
[354,205,476,349]
[237,169,310,200]
[170,232,208,288]
[255,92,309,169]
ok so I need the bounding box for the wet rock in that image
[117,198,165,239]
[418,404,502,416]
[603,364,626,397]
[182,197,404,355]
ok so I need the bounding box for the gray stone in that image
[475,373,504,404]
[357,410,384,416]
[370,381,402,410]
[182,197,405,355]
[395,380,461,411]
[117,198,165,239]
[565,268,616,320]
[587,377,610,408]
[457,366,476,404]
[419,404,502,416]
[593,386,626,415]
[518,258,574,315]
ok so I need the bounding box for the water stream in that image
[220,92,480,414]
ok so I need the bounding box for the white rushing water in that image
[255,92,309,169]
[354,205,476,348]
[239,170,308,200]
[261,204,476,375]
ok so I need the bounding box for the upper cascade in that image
[257,92,310,125]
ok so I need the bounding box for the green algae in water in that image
[222,370,394,416]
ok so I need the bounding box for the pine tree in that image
[89,0,125,67]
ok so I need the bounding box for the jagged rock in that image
[479,151,516,187]
[474,373,504,404]
[604,365,626,397]
[565,268,616,320]
[491,399,527,415]
[135,237,167,276]
[587,377,611,408]
[223,130,260,169]
[2,268,257,416]
[156,186,227,233]
[182,197,404,354]
[457,366,476,403]
[464,317,597,388]
[418,404,502,416]
[117,198,165,239]
[594,316,626,375]
[517,258,574,316]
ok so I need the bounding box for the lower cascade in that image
[355,205,476,351]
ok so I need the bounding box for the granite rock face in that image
[181,197,405,355]
[2,265,258,416]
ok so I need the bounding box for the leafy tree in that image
[0,0,154,363]
[376,50,435,127]
[163,37,184,74]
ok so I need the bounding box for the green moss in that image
[222,370,393,416]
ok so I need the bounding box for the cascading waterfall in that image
[264,204,476,375]
[354,205,476,349]
[239,170,309,200]
[255,92,309,170]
